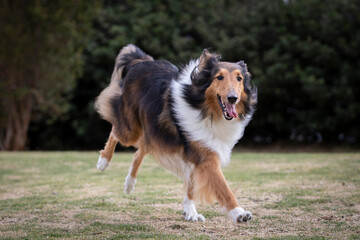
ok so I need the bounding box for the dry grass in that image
[0,152,359,239]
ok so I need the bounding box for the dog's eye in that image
[237,76,242,81]
[216,75,224,80]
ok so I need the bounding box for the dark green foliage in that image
[0,0,100,150]
[29,0,360,149]
[245,0,360,144]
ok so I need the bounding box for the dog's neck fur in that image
[171,60,253,166]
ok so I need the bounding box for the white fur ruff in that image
[171,60,253,166]
[97,155,110,171]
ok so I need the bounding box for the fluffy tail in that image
[95,44,153,124]
[111,44,154,84]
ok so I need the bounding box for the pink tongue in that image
[225,103,238,118]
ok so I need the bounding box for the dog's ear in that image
[191,49,219,86]
[236,60,247,69]
[237,60,257,106]
[198,49,210,70]
[198,49,219,72]
[236,60,251,80]
[236,61,251,75]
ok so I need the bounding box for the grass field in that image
[0,152,359,239]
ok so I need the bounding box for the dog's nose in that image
[227,95,238,104]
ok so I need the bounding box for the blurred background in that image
[0,0,359,151]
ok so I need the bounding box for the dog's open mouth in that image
[217,95,238,121]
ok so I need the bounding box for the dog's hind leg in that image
[124,147,147,194]
[97,130,118,171]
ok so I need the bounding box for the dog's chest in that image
[172,80,248,166]
[190,118,245,166]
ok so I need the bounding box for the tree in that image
[0,0,100,150]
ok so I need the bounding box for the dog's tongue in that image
[225,103,237,118]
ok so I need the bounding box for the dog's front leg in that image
[182,194,205,222]
[192,159,252,223]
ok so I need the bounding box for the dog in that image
[95,44,257,223]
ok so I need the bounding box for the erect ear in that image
[236,60,247,71]
[237,60,257,105]
[198,49,210,69]
[191,49,220,86]
[198,49,219,72]
[236,60,251,79]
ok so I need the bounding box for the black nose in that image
[227,96,238,104]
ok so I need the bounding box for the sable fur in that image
[95,44,257,223]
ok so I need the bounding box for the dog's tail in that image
[111,44,154,84]
[95,44,153,124]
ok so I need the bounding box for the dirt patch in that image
[0,188,33,200]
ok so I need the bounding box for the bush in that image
[29,0,360,149]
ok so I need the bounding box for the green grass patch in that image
[266,192,332,210]
[0,152,359,239]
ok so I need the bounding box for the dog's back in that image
[95,45,179,148]
[95,45,256,223]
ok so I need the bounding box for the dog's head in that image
[191,49,257,121]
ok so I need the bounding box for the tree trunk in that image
[0,96,33,150]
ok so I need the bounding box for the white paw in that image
[124,174,136,194]
[183,196,205,222]
[183,211,205,222]
[229,207,252,223]
[97,155,109,171]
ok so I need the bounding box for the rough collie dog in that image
[95,44,257,223]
